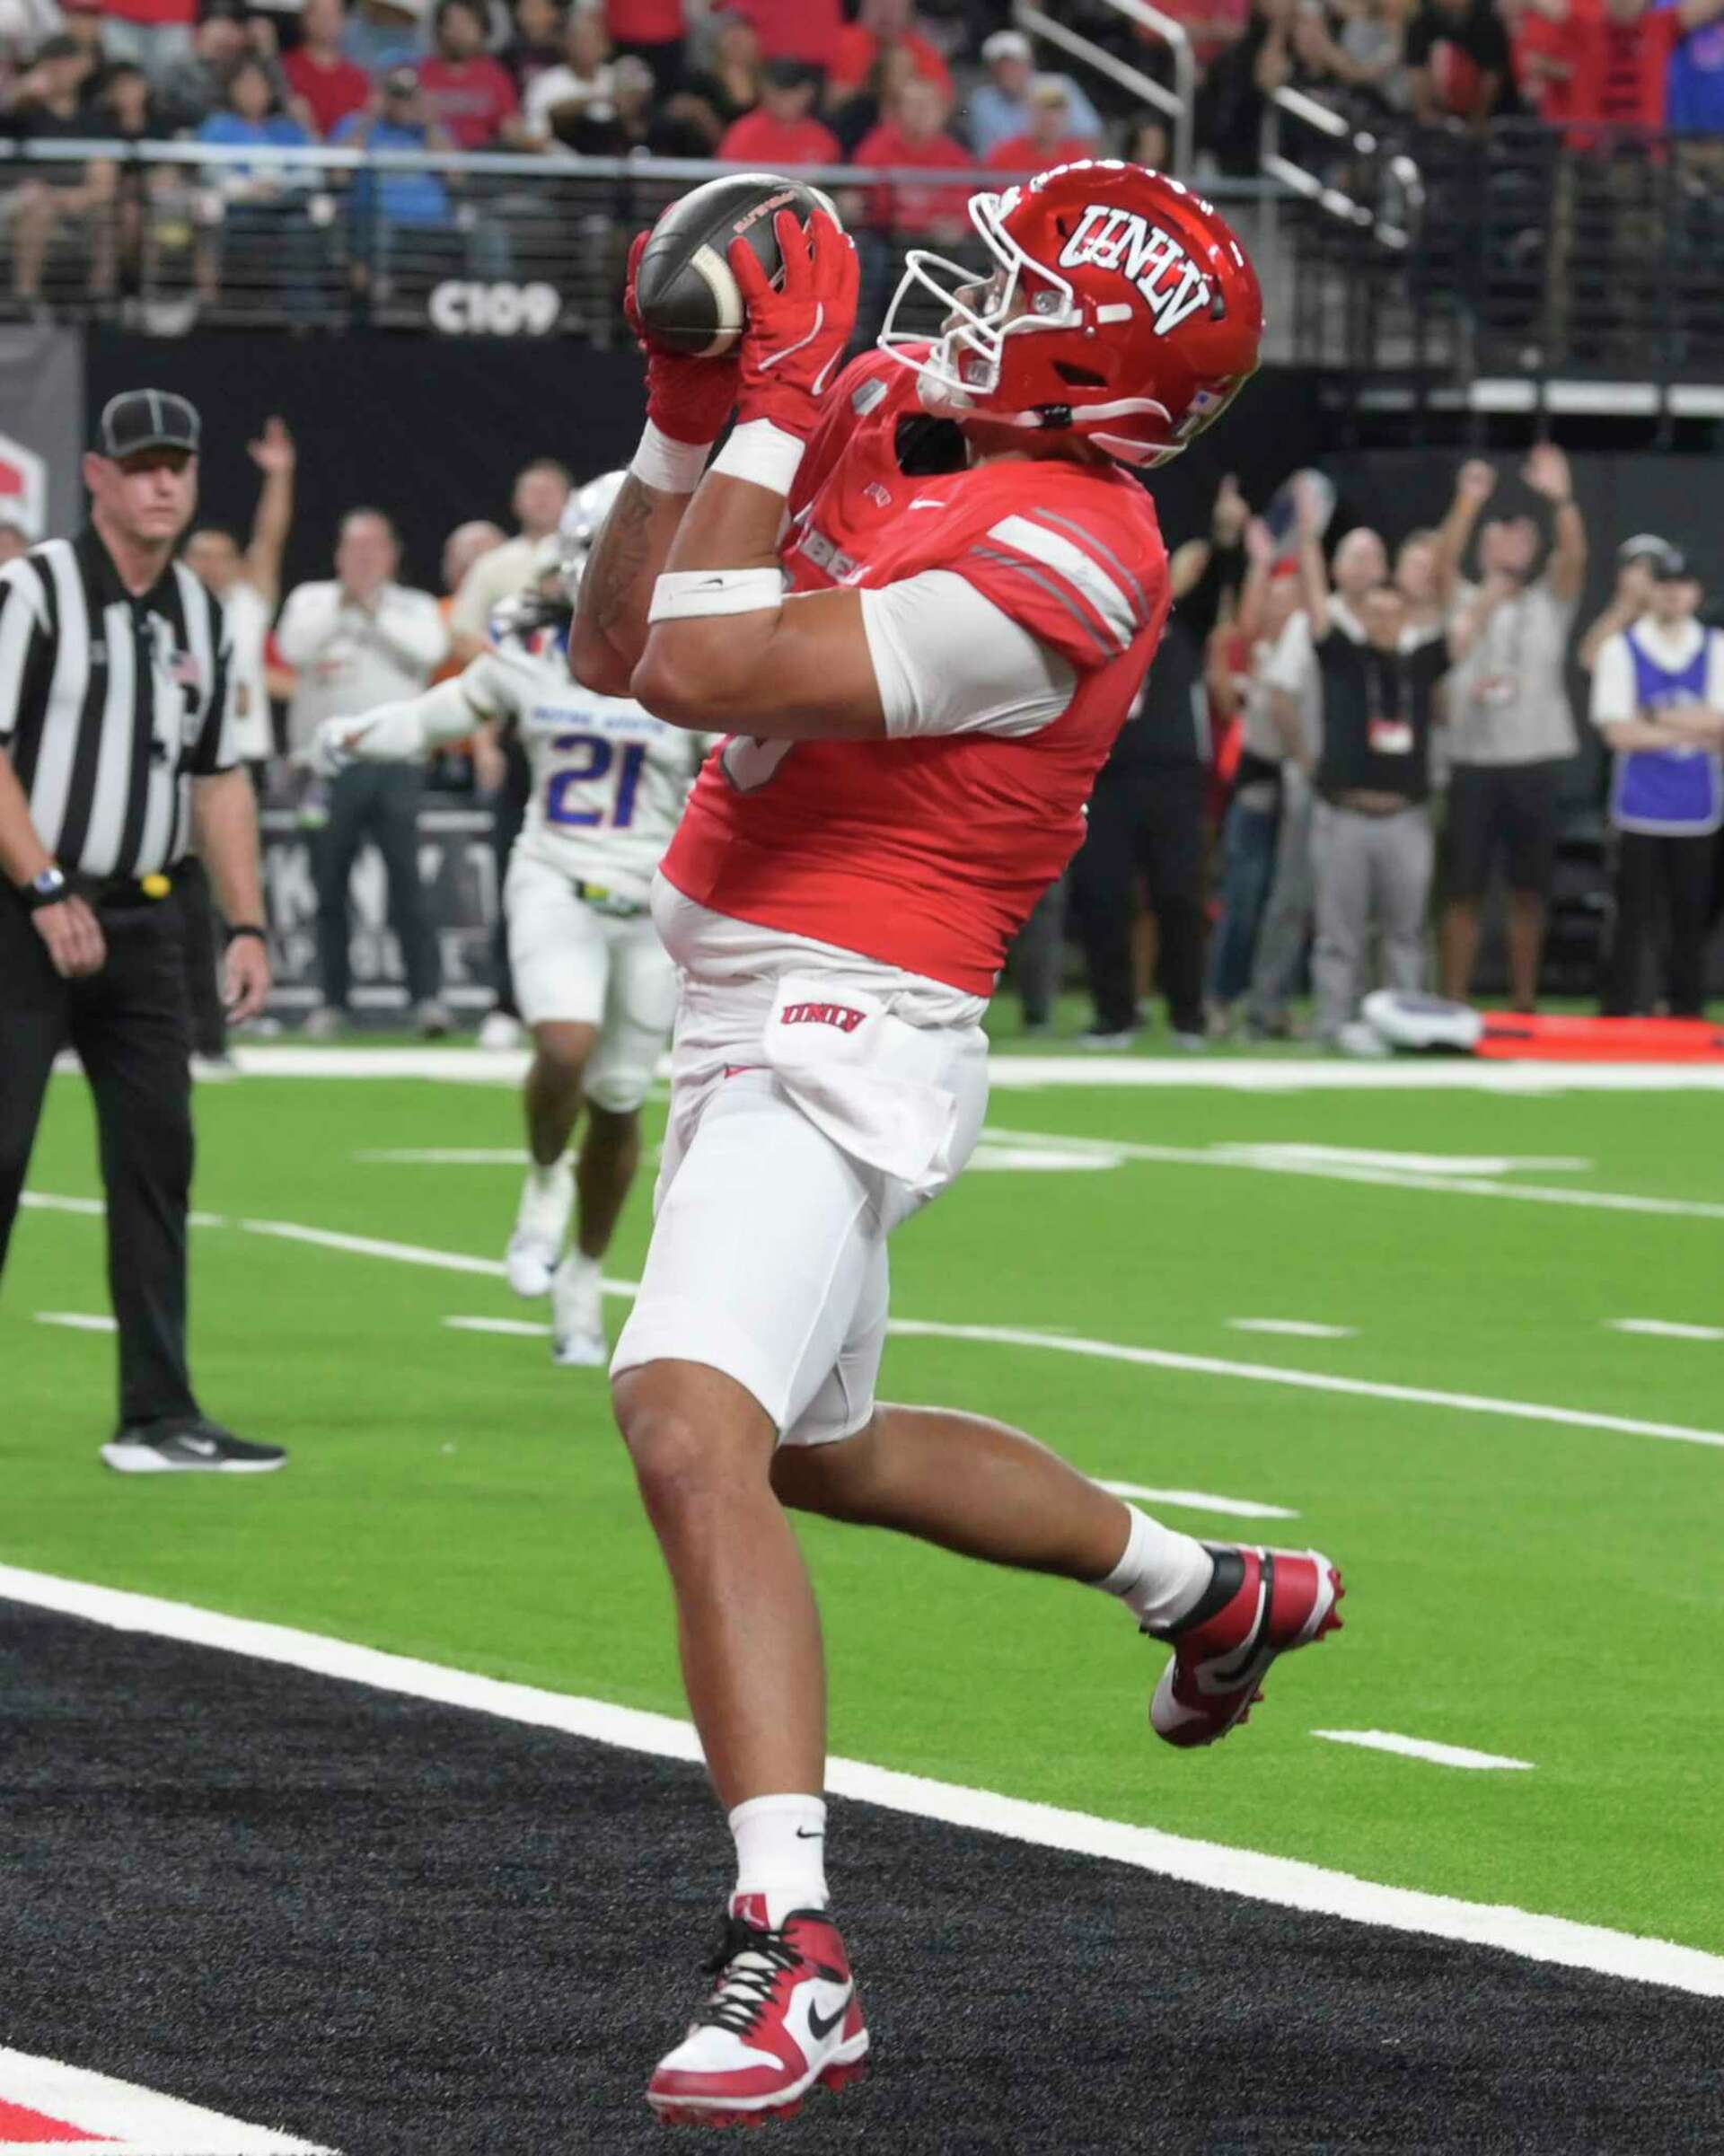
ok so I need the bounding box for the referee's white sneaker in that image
[101,1417,287,1474]
[550,1252,608,1367]
[506,1160,574,1298]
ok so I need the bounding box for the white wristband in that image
[630,419,714,497]
[710,418,806,498]
[649,568,785,622]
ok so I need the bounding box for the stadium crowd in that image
[178,432,1720,1060]
[4,0,1722,312]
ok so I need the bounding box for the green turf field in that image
[8,1049,1723,1958]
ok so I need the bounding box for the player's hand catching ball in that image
[727,208,859,441]
[626,228,741,449]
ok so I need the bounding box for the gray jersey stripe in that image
[1029,510,1156,629]
[966,545,1113,662]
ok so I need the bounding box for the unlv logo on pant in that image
[779,1001,867,1034]
[1056,206,1212,337]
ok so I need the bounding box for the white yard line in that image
[20,1193,226,1228]
[34,1311,117,1333]
[1098,1481,1299,1520]
[24,1199,1724,1455]
[0,2046,333,2155]
[1227,1320,1359,1340]
[979,1124,1724,1223]
[884,1317,1724,1453]
[1610,1318,1724,1342]
[240,1219,507,1279]
[445,1316,551,1338]
[1312,1730,1535,1773]
[191,1043,1724,1092]
[356,1148,530,1165]
[968,1142,1122,1172]
[0,1562,1715,2000]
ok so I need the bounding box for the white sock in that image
[729,1794,829,1928]
[528,1158,566,1197]
[1095,1506,1215,1632]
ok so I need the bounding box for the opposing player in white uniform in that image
[312,475,707,1365]
[571,168,1345,2127]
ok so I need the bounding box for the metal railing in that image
[0,142,1269,337]
[1012,0,1194,177]
[1256,86,1438,377]
[1261,85,1422,251]
[1259,102,1724,400]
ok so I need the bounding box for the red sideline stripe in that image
[0,2095,112,2142]
[1477,1012,1724,1062]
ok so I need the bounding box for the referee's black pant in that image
[0,884,200,1432]
[1070,760,1209,1037]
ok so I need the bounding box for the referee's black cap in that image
[96,390,201,461]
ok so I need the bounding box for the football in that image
[632,171,841,358]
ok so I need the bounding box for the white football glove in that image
[308,716,371,779]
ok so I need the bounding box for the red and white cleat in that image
[647,1900,869,2129]
[1149,1544,1344,1747]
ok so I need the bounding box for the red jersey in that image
[986,132,1099,175]
[717,109,842,165]
[1563,0,1681,126]
[606,0,683,40]
[417,55,519,149]
[660,355,1172,997]
[828,25,953,95]
[852,121,976,234]
[284,48,374,140]
[729,0,843,66]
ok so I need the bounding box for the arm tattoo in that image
[581,475,656,642]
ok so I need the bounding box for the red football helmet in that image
[878,160,1263,469]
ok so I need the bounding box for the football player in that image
[571,164,1345,2125]
[312,475,708,1366]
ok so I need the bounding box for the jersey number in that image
[546,735,647,828]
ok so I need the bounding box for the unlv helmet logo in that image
[1056,207,1212,337]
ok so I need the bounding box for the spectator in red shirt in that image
[717,59,841,163]
[829,0,954,110]
[984,76,1097,174]
[1503,0,1580,117]
[1559,0,1720,128]
[724,0,843,71]
[284,0,374,140]
[418,0,520,149]
[606,0,684,92]
[851,74,975,240]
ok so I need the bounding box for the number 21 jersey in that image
[470,628,708,903]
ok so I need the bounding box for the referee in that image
[0,389,286,1474]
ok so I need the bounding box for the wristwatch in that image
[20,865,67,912]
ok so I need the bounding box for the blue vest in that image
[1611,626,1724,836]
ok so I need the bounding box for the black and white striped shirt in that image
[0,527,235,880]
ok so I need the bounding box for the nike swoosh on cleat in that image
[806,1990,851,2042]
[180,1438,219,1457]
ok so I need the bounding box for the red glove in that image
[625,227,740,448]
[726,208,859,441]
